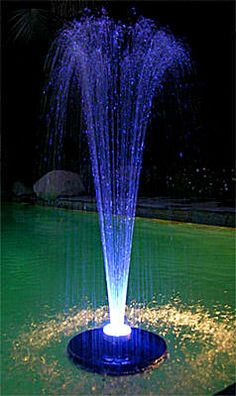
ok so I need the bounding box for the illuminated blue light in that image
[44,15,190,334]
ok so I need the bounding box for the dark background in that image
[1,0,235,199]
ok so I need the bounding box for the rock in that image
[33,170,85,201]
[12,181,33,196]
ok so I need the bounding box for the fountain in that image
[44,14,190,375]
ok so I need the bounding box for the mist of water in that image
[44,15,190,334]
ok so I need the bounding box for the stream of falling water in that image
[44,14,191,332]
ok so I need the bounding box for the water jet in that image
[44,14,190,375]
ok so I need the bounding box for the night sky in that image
[1,1,235,198]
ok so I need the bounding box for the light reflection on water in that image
[2,203,235,395]
[11,297,235,396]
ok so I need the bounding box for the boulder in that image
[12,181,34,197]
[33,170,85,201]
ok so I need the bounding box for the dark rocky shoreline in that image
[5,194,235,228]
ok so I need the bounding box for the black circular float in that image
[67,327,167,375]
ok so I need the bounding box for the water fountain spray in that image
[44,14,190,375]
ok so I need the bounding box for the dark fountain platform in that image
[67,327,167,376]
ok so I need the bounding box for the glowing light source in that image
[103,323,131,337]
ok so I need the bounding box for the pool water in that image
[1,203,235,395]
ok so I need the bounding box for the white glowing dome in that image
[103,323,131,337]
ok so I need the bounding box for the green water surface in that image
[1,203,235,395]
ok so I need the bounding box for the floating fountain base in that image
[67,327,167,375]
